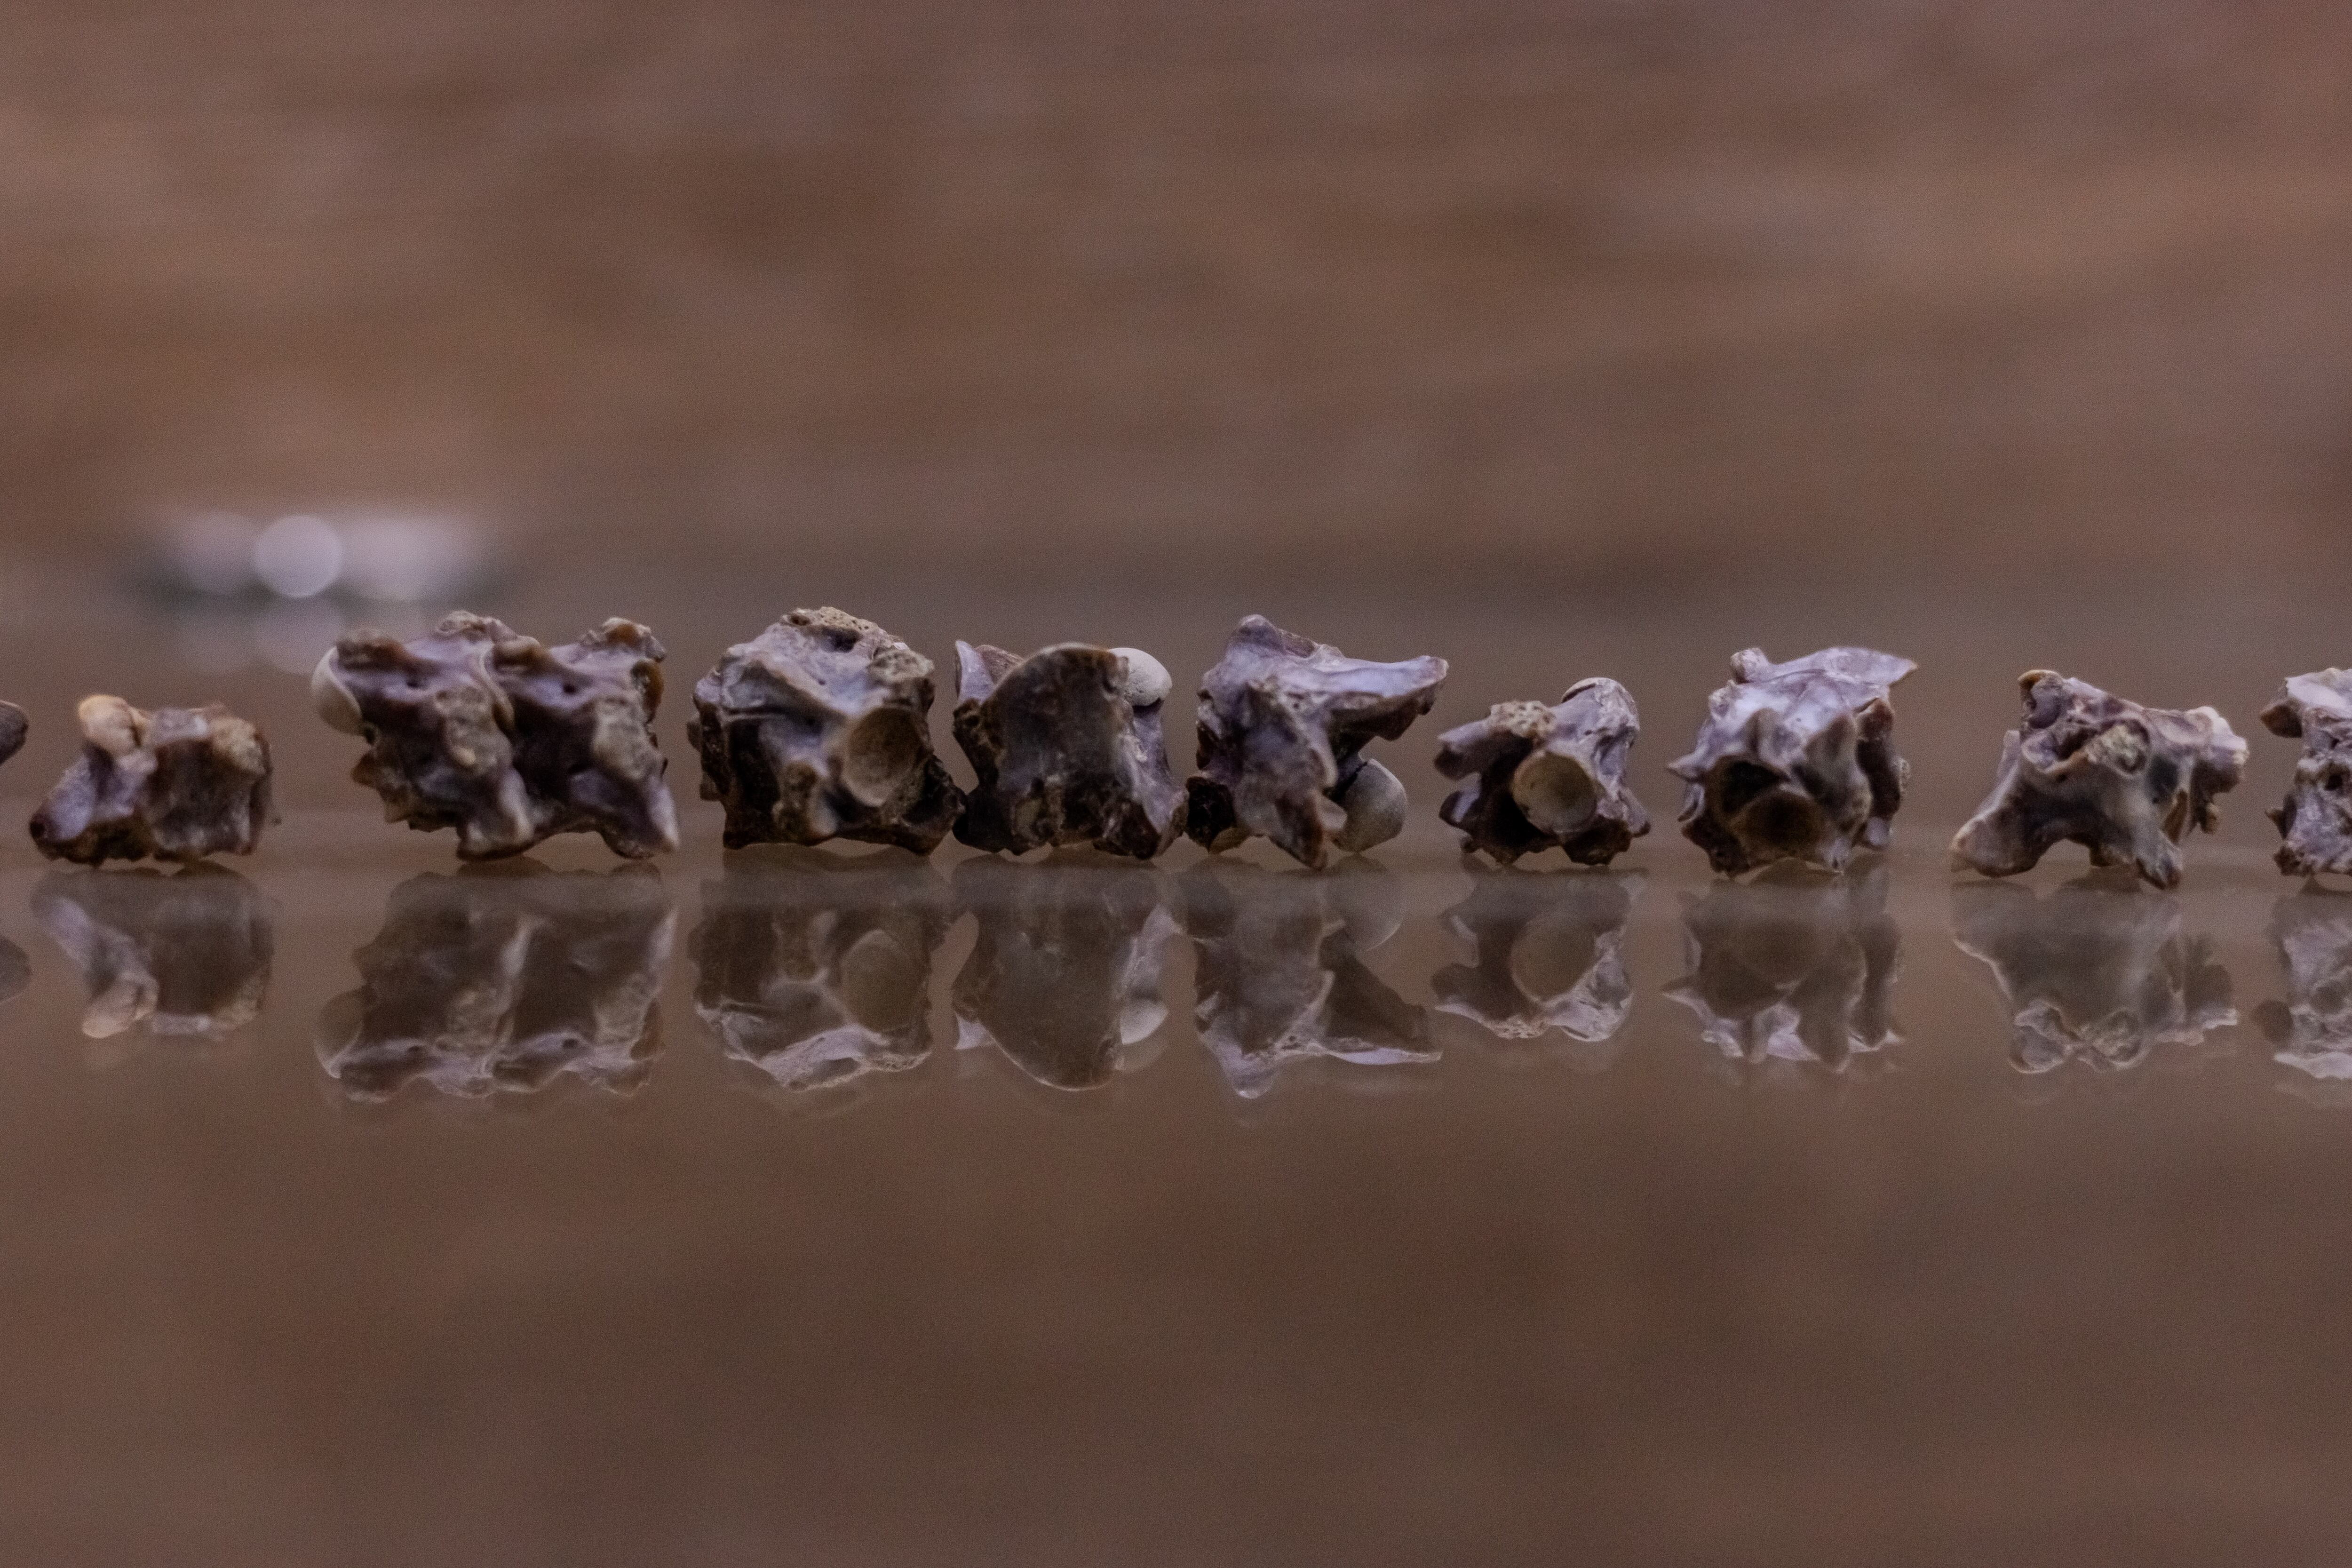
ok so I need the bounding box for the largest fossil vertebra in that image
[315,612,678,860]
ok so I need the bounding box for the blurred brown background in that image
[6,0,2352,591]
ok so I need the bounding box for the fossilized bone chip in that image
[1950,671,2245,890]
[1436,678,1647,866]
[0,702,26,772]
[1669,647,1915,876]
[690,608,961,854]
[31,696,274,866]
[2260,668,2352,877]
[317,612,678,860]
[1186,615,1447,868]
[952,641,1184,859]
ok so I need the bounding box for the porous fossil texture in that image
[1665,867,1900,1078]
[1951,671,2246,891]
[951,859,1177,1090]
[33,866,273,1043]
[314,612,678,861]
[31,697,274,866]
[690,608,961,854]
[2260,669,2352,877]
[1436,679,1647,866]
[1432,872,1644,1066]
[951,642,1184,859]
[1180,861,1432,1098]
[1953,877,2234,1075]
[1669,647,1914,877]
[1186,616,1447,868]
[316,865,675,1100]
[692,852,951,1094]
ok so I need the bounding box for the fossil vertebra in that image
[1951,671,2245,890]
[315,612,677,860]
[31,697,274,866]
[1436,678,1647,865]
[1669,647,1914,876]
[952,641,1184,859]
[1186,616,1447,868]
[690,608,961,855]
[2260,669,2352,877]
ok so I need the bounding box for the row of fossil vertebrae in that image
[5,608,2346,887]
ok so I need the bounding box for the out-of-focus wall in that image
[2,0,2349,590]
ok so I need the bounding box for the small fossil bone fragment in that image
[1180,861,1433,1098]
[1436,678,1648,866]
[31,697,274,866]
[1186,616,1447,868]
[1665,866,1901,1076]
[2259,669,2352,877]
[1953,878,2234,1075]
[317,865,676,1100]
[951,641,1184,859]
[1670,647,1914,876]
[692,851,952,1094]
[690,608,962,854]
[33,866,274,1044]
[1950,672,2246,890]
[0,702,26,771]
[952,858,1177,1090]
[2256,892,2352,1093]
[315,612,678,860]
[1433,871,1644,1066]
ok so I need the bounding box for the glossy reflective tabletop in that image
[7,761,2352,1564]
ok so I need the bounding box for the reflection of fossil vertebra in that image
[1665,866,1899,1074]
[952,858,1176,1090]
[318,864,675,1100]
[1433,872,1643,1069]
[1952,878,2234,1074]
[1180,861,1432,1098]
[34,865,273,1043]
[2257,891,2352,1092]
[692,851,949,1093]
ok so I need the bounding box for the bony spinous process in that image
[0,611,2315,881]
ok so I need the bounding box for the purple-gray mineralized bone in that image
[1186,616,1448,868]
[314,612,678,861]
[31,697,274,866]
[0,702,26,772]
[952,641,1184,860]
[1669,647,1915,877]
[689,608,961,855]
[2259,669,2352,877]
[1950,671,2246,891]
[1435,678,1648,866]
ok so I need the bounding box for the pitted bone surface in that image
[952,642,1184,860]
[317,612,677,860]
[691,609,961,855]
[31,697,274,866]
[2260,669,2352,877]
[1669,647,1914,876]
[1186,616,1447,868]
[1950,671,2246,890]
[1436,678,1647,866]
